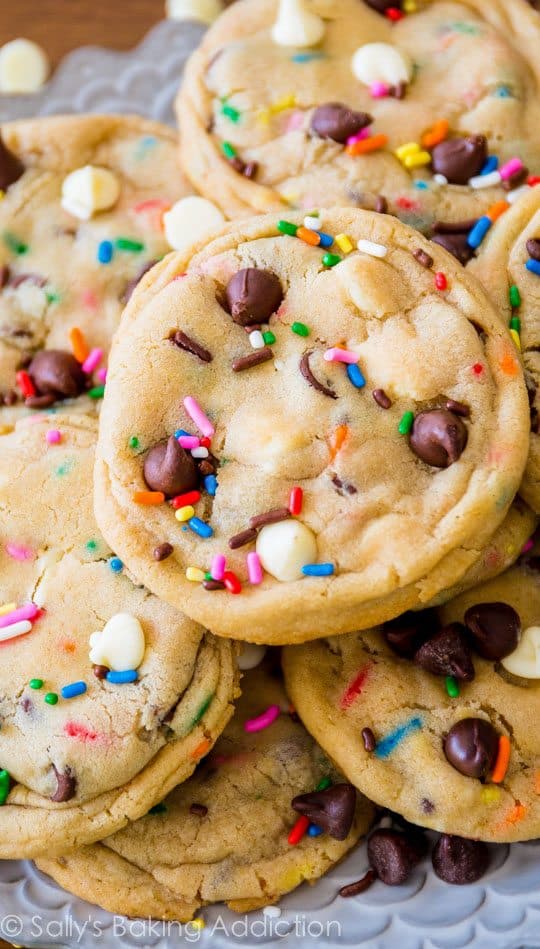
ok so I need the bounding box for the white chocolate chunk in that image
[256,520,317,582]
[166,0,223,24]
[0,38,49,93]
[351,42,412,88]
[61,166,120,220]
[163,196,225,254]
[89,613,146,672]
[237,643,267,670]
[272,0,325,48]
[501,625,540,679]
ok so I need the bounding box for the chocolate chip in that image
[432,834,490,884]
[445,399,469,417]
[190,802,208,817]
[228,527,257,549]
[28,349,86,400]
[464,602,521,660]
[93,664,109,679]
[383,609,438,658]
[171,330,212,363]
[363,0,402,11]
[24,393,56,409]
[232,347,274,372]
[143,436,198,498]
[198,459,216,476]
[443,718,499,778]
[122,260,158,303]
[372,388,392,409]
[51,765,76,802]
[203,579,225,590]
[375,195,388,214]
[432,219,479,234]
[367,828,424,885]
[243,161,258,180]
[362,727,376,752]
[300,351,337,399]
[431,231,475,265]
[414,623,475,681]
[311,102,372,144]
[526,238,540,262]
[0,264,10,288]
[224,268,283,326]
[250,507,290,529]
[291,784,357,840]
[339,869,377,897]
[413,248,433,269]
[431,136,487,185]
[154,542,174,562]
[0,133,25,192]
[409,409,468,468]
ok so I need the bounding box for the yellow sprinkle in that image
[505,544,515,556]
[403,150,432,169]
[335,233,354,254]
[0,602,16,616]
[271,94,296,113]
[175,505,195,522]
[481,786,501,804]
[280,192,299,204]
[0,189,5,201]
[0,425,12,435]
[395,142,421,160]
[403,0,417,10]
[257,108,271,125]
[186,566,206,583]
[509,328,521,351]
[190,918,205,931]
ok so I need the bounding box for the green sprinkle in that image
[262,330,276,345]
[277,220,298,236]
[85,539,98,552]
[222,103,241,123]
[3,231,28,255]
[148,802,167,815]
[205,572,212,581]
[221,141,237,160]
[45,692,58,706]
[316,776,332,791]
[29,678,43,690]
[509,316,521,332]
[88,385,105,400]
[55,458,75,477]
[292,321,309,337]
[509,284,521,308]
[445,675,460,698]
[45,291,60,304]
[115,237,145,253]
[189,693,214,729]
[0,770,10,805]
[129,436,140,450]
[322,253,341,268]
[398,411,415,435]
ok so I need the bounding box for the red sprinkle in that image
[528,176,540,187]
[171,490,201,509]
[16,370,36,398]
[385,7,404,20]
[223,570,242,594]
[289,486,303,516]
[340,664,371,710]
[472,363,484,375]
[435,272,447,291]
[288,815,310,845]
[200,436,211,448]
[396,196,419,210]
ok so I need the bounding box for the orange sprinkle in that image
[296,226,321,246]
[505,802,526,824]
[59,639,77,654]
[346,133,388,157]
[421,119,449,149]
[69,327,89,364]
[328,424,349,460]
[191,738,211,760]
[534,772,540,795]
[499,351,519,377]
[487,200,510,223]
[491,735,511,783]
[132,490,165,505]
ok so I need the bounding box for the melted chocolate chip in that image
[367,828,424,885]
[409,409,468,468]
[291,784,357,840]
[224,268,283,326]
[122,260,158,303]
[28,349,86,401]
[421,798,435,814]
[431,136,487,185]
[445,399,469,417]
[0,133,25,192]
[311,102,372,144]
[171,330,212,363]
[432,834,490,884]
[414,623,475,681]
[383,609,438,658]
[299,351,337,399]
[51,765,76,802]
[431,231,474,265]
[464,602,521,660]
[526,238,540,262]
[153,542,174,562]
[443,718,499,778]
[143,436,198,498]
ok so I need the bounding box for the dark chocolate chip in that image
[372,388,392,409]
[362,727,376,752]
[339,869,377,897]
[409,409,468,468]
[367,828,424,885]
[250,507,290,529]
[526,238,540,262]
[203,579,225,590]
[93,664,109,679]
[51,765,76,802]
[190,802,208,817]
[292,784,357,840]
[363,0,402,11]
[311,102,372,144]
[122,260,158,303]
[443,718,499,778]
[414,623,475,681]
[432,834,490,884]
[300,351,337,399]
[143,435,198,498]
[464,602,521,660]
[0,133,25,192]
[154,542,174,562]
[232,347,274,372]
[383,609,438,658]
[431,231,475,265]
[171,330,212,363]
[228,527,257,549]
[28,349,86,400]
[413,248,433,269]
[224,268,283,326]
[445,399,470,417]
[431,135,487,185]
[432,219,479,234]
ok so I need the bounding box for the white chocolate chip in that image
[61,166,120,220]
[256,520,317,582]
[163,196,225,254]
[351,42,412,88]
[272,0,325,48]
[501,625,540,679]
[165,0,223,25]
[0,38,49,93]
[237,643,267,670]
[89,613,146,672]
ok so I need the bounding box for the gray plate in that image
[0,16,540,948]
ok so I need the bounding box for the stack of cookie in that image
[1,0,540,925]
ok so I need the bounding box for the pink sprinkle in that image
[64,721,106,744]
[522,537,535,554]
[46,429,62,445]
[177,435,200,450]
[81,289,98,310]
[211,553,226,581]
[247,551,263,585]
[183,396,215,438]
[285,110,305,132]
[499,157,523,181]
[369,81,390,98]
[81,348,103,374]
[323,347,359,364]
[346,127,371,146]
[0,602,39,629]
[244,704,280,733]
[97,367,107,383]
[5,543,35,562]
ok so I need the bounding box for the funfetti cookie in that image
[283,548,540,843]
[36,663,374,920]
[177,0,540,227]
[469,187,540,514]
[0,114,211,428]
[0,414,238,859]
[95,209,529,644]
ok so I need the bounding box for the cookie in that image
[0,414,238,858]
[177,0,540,226]
[95,209,529,643]
[0,114,192,427]
[469,187,540,512]
[283,550,540,842]
[36,663,374,920]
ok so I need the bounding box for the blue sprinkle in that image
[493,85,513,98]
[109,557,123,573]
[317,231,334,249]
[302,563,335,577]
[204,474,218,496]
[188,517,213,538]
[526,258,540,276]
[97,240,113,264]
[375,717,423,759]
[61,681,87,700]
[480,155,499,175]
[308,824,324,837]
[106,669,138,684]
[414,181,428,190]
[291,52,325,63]
[175,429,192,439]
[467,216,492,249]
[346,363,366,389]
